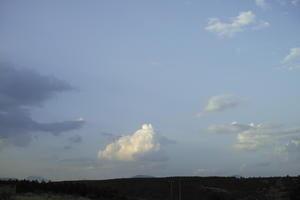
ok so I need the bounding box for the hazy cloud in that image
[277,0,300,6]
[36,120,84,136]
[207,121,252,134]
[69,135,82,144]
[252,20,270,30]
[255,0,267,8]
[197,94,240,117]
[98,124,170,162]
[205,11,269,37]
[287,64,300,71]
[234,123,300,151]
[291,0,300,5]
[275,138,300,160]
[0,65,84,147]
[100,132,122,141]
[208,121,300,151]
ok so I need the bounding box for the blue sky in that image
[0,0,300,181]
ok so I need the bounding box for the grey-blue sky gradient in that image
[0,0,300,181]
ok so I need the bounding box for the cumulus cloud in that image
[98,124,169,161]
[208,121,300,151]
[197,94,240,117]
[0,65,84,147]
[205,11,269,37]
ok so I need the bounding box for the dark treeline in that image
[0,180,127,199]
[1,176,300,200]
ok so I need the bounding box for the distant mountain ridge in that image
[131,175,155,178]
[0,177,17,181]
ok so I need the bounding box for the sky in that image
[0,0,300,181]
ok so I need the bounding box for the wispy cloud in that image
[255,0,267,8]
[282,48,300,63]
[208,121,252,134]
[280,48,300,71]
[197,94,240,117]
[208,121,300,151]
[205,11,269,37]
[291,0,300,5]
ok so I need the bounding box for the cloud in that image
[280,48,300,71]
[277,0,300,6]
[197,94,240,117]
[291,0,300,5]
[69,135,82,144]
[64,135,83,150]
[0,65,84,147]
[36,120,84,136]
[287,65,300,71]
[98,124,169,161]
[207,121,252,134]
[255,0,267,8]
[100,132,122,141]
[252,20,270,30]
[208,121,300,151]
[0,65,72,109]
[275,138,300,161]
[282,48,300,63]
[205,11,269,37]
[205,94,240,112]
[234,123,300,151]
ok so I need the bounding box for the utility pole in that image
[169,180,174,200]
[178,180,182,200]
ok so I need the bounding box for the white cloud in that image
[256,0,267,8]
[280,48,300,71]
[197,94,240,117]
[282,48,300,63]
[208,122,300,151]
[98,124,161,161]
[235,123,300,150]
[205,11,269,37]
[205,94,240,111]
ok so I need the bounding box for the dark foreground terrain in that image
[1,176,300,200]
